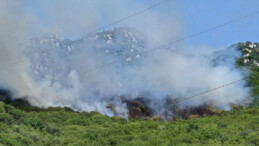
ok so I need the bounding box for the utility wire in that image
[0,0,171,74]
[0,1,255,105]
[77,10,259,75]
[175,76,250,103]
[142,10,259,54]
[0,58,28,72]
[73,0,171,39]
[90,0,171,34]
[5,9,258,80]
[0,9,255,104]
[175,64,259,103]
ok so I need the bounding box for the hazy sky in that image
[24,0,259,48]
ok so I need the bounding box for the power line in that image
[9,9,258,81]
[73,0,171,39]
[136,10,259,54]
[0,58,28,72]
[0,2,255,105]
[91,0,171,33]
[76,10,259,75]
[175,76,250,103]
[0,0,171,74]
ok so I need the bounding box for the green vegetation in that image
[247,66,259,106]
[236,42,259,106]
[0,102,258,145]
[0,42,259,145]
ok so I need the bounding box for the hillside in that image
[1,1,259,145]
[0,102,258,145]
[19,28,250,118]
[1,39,259,145]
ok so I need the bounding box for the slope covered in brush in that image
[0,42,259,145]
[0,102,258,145]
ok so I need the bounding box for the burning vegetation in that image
[1,90,225,121]
[0,89,11,102]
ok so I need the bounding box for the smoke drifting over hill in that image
[0,1,249,118]
[0,1,38,99]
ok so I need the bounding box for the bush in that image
[0,99,257,145]
[90,114,111,124]
[217,122,227,128]
[246,131,259,145]
[64,118,89,126]
[0,113,14,124]
[4,104,26,120]
[0,102,5,113]
[15,135,33,145]
[64,107,74,112]
[0,133,20,145]
[187,123,199,132]
[46,126,62,136]
[240,129,253,138]
[28,118,46,130]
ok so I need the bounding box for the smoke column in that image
[0,1,249,117]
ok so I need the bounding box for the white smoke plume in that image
[0,1,38,98]
[0,1,249,117]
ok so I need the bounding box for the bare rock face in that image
[27,27,147,82]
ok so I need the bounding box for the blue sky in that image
[176,0,259,48]
[24,0,259,48]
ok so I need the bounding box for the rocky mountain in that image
[26,27,147,82]
[236,42,259,68]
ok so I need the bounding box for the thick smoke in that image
[0,1,38,98]
[0,1,249,117]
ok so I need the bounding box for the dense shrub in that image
[28,117,46,130]
[0,102,258,145]
[246,131,259,145]
[46,126,62,136]
[0,102,5,113]
[64,118,89,126]
[0,113,14,124]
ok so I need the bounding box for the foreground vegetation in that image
[0,42,259,145]
[0,101,258,145]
